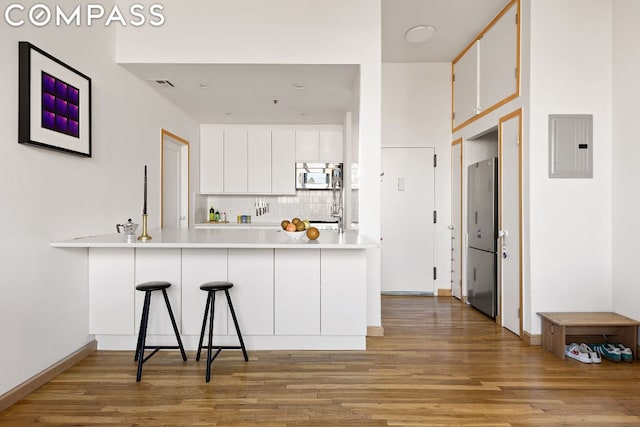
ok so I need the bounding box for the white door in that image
[450,140,463,300]
[499,110,522,335]
[162,131,189,229]
[381,147,435,294]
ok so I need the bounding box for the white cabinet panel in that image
[248,130,272,193]
[453,41,479,128]
[295,130,319,161]
[181,249,228,335]
[479,2,518,111]
[134,248,182,335]
[89,248,135,335]
[319,130,343,162]
[271,130,296,194]
[452,0,519,130]
[228,249,274,335]
[274,249,320,335]
[199,126,223,193]
[223,130,248,193]
[320,250,367,335]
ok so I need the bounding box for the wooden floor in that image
[2,296,640,426]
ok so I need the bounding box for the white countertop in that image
[50,228,377,249]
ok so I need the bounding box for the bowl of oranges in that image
[281,218,320,240]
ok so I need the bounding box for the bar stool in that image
[196,281,248,382]
[134,281,187,382]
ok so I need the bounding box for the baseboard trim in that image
[367,326,384,337]
[523,331,542,346]
[0,339,97,412]
[437,288,453,297]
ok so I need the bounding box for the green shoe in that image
[593,343,622,362]
[614,344,634,362]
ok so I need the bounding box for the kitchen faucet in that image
[331,166,345,233]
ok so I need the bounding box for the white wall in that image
[381,63,451,292]
[116,0,383,327]
[612,0,640,322]
[0,4,198,395]
[527,0,613,333]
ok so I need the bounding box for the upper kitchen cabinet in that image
[223,129,248,193]
[271,130,296,194]
[200,126,224,193]
[247,130,272,194]
[295,129,343,162]
[452,0,520,132]
[200,126,296,195]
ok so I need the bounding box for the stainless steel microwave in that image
[296,162,342,190]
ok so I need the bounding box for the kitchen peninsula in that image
[52,228,376,351]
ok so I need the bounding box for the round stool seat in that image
[136,281,171,291]
[200,281,233,291]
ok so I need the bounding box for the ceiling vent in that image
[149,79,174,87]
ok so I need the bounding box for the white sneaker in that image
[565,343,591,363]
[580,343,601,364]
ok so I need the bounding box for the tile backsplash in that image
[195,190,338,224]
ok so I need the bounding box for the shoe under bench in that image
[537,312,639,360]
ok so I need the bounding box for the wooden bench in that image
[538,312,639,360]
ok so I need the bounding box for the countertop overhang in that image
[51,228,378,249]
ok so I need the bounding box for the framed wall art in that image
[18,41,92,157]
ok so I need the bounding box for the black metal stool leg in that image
[225,289,249,362]
[136,291,152,382]
[196,292,212,361]
[134,290,150,362]
[206,290,216,382]
[162,289,187,361]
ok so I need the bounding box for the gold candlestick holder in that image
[137,214,152,241]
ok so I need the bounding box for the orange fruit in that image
[285,223,297,232]
[306,227,320,240]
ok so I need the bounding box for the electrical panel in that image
[548,114,593,178]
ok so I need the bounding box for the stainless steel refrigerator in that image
[467,158,498,318]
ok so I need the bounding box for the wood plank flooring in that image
[2,296,640,426]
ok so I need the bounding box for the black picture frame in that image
[18,41,92,157]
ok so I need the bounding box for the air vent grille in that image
[149,79,174,87]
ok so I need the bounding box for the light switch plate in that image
[398,177,405,191]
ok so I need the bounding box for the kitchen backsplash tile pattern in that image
[195,190,337,224]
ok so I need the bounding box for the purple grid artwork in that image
[41,71,80,138]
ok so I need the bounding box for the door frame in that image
[161,129,190,229]
[451,138,463,300]
[498,108,523,335]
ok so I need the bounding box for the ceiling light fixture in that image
[292,83,305,90]
[405,25,436,43]
[199,83,209,89]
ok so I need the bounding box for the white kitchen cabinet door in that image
[247,130,272,193]
[479,2,518,113]
[134,248,182,336]
[453,41,479,129]
[199,126,224,193]
[319,129,343,162]
[320,249,367,336]
[89,248,135,335]
[228,249,274,335]
[223,129,248,193]
[274,249,320,335]
[181,249,228,336]
[295,130,319,161]
[271,130,296,194]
